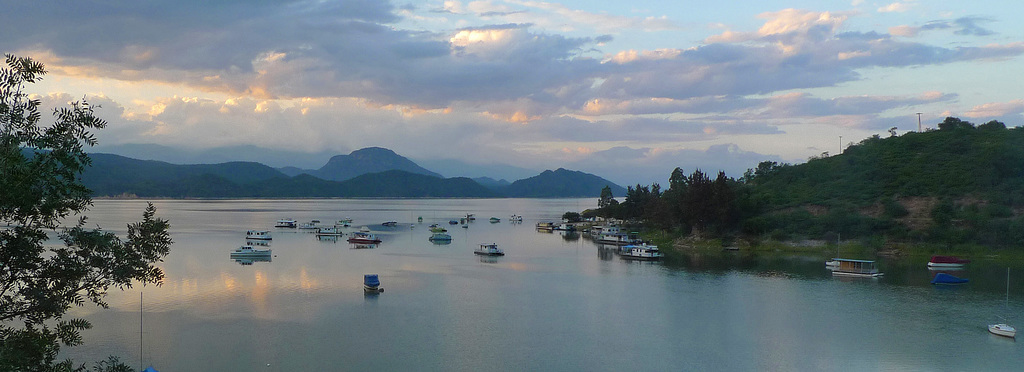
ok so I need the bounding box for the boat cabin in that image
[831,258,883,277]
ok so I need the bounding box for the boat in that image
[245,230,272,240]
[298,221,318,230]
[275,218,297,228]
[489,217,500,223]
[510,214,523,222]
[335,219,352,227]
[449,220,459,225]
[428,232,452,242]
[382,221,399,227]
[619,244,663,260]
[597,231,639,245]
[927,255,970,269]
[359,226,371,233]
[233,256,272,265]
[536,222,555,231]
[989,323,1016,338]
[930,273,968,284]
[230,245,272,258]
[990,268,1016,338]
[554,223,576,231]
[474,243,504,256]
[347,231,382,244]
[429,224,447,233]
[830,258,884,278]
[465,213,476,221]
[364,274,383,293]
[315,226,344,236]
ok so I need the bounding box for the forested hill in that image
[592,117,1024,248]
[748,118,1024,208]
[742,117,1024,246]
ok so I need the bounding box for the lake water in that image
[60,199,1024,371]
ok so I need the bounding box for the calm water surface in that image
[61,199,1024,371]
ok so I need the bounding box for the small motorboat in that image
[474,243,504,256]
[230,245,272,258]
[927,255,970,269]
[348,231,382,244]
[428,232,452,242]
[315,226,344,236]
[381,221,398,227]
[275,218,297,228]
[989,323,1016,338]
[449,220,459,225]
[930,273,968,284]
[429,224,447,233]
[489,217,500,223]
[364,274,383,293]
[245,230,272,240]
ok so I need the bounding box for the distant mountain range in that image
[81,147,625,198]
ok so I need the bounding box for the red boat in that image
[347,231,382,244]
[927,255,970,268]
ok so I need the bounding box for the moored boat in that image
[475,243,504,256]
[489,217,500,223]
[536,222,555,231]
[315,226,344,236]
[382,221,399,227]
[230,245,272,258]
[620,244,663,260]
[830,258,884,278]
[347,231,382,244]
[275,218,297,228]
[245,230,272,240]
[428,232,452,242]
[927,255,970,269]
[989,323,1016,338]
[364,274,383,293]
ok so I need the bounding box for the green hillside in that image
[594,117,1024,250]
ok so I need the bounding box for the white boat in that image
[620,244,663,260]
[927,255,970,269]
[230,245,272,258]
[990,268,1016,338]
[315,226,344,236]
[989,323,1016,338]
[275,218,297,228]
[475,243,504,256]
[245,230,272,240]
[335,219,352,227]
[510,214,523,222]
[298,221,319,230]
[830,258,884,278]
[359,226,371,233]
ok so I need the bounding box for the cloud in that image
[964,99,1024,118]
[889,16,996,38]
[878,2,913,13]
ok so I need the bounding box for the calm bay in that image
[60,198,1024,371]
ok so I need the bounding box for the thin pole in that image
[916,113,923,132]
[140,291,143,370]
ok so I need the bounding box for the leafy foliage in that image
[1,54,172,371]
[595,117,1024,248]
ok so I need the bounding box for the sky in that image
[3,0,1023,186]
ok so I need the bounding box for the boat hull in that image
[348,238,381,244]
[927,262,966,268]
[831,271,884,278]
[474,251,504,256]
[989,324,1016,338]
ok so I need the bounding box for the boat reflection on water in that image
[316,235,340,243]
[561,231,580,241]
[478,255,500,264]
[233,256,272,266]
[350,243,378,249]
[245,240,270,247]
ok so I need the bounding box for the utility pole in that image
[916,112,923,132]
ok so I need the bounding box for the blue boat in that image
[931,273,969,285]
[364,274,383,293]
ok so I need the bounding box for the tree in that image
[598,185,616,208]
[0,54,172,371]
